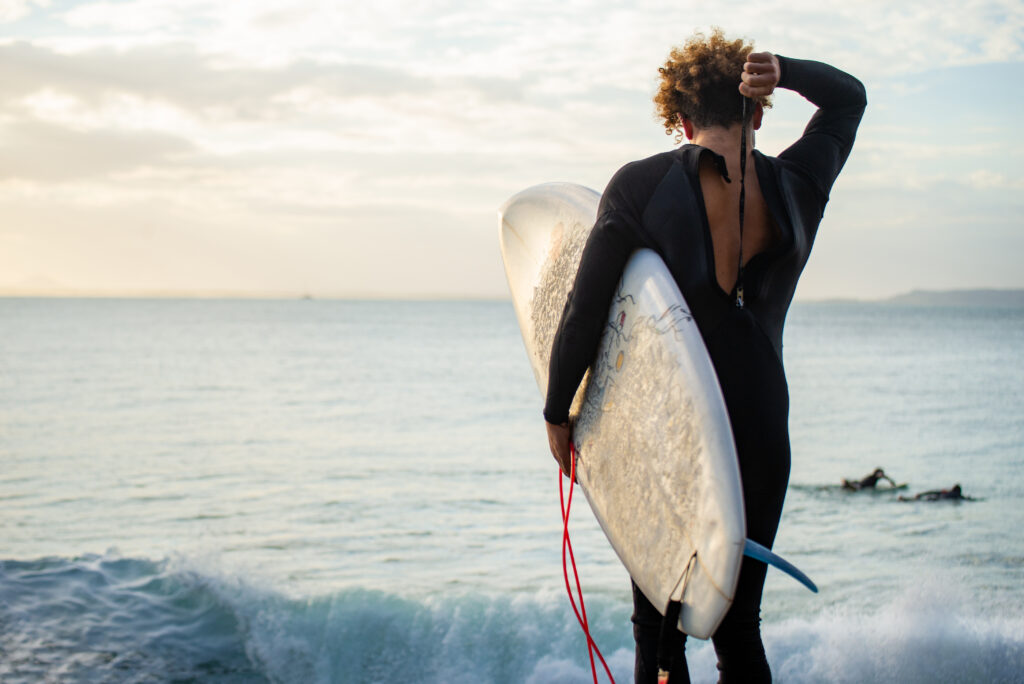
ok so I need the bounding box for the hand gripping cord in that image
[560,442,616,684]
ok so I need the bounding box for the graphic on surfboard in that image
[499,182,816,639]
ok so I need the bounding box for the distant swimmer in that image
[899,484,975,502]
[842,468,898,491]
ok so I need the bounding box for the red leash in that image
[560,443,616,684]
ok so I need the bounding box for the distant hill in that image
[886,289,1024,307]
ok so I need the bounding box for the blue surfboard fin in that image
[743,539,818,593]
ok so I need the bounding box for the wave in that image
[1,553,1021,683]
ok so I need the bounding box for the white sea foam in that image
[2,553,1023,683]
[763,583,1024,684]
[203,561,1024,684]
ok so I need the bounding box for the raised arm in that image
[772,55,867,199]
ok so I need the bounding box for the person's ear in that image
[752,103,764,131]
[680,116,694,141]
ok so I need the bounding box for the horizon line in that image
[3,286,1023,304]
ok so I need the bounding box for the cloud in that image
[15,1,1018,86]
[0,119,194,181]
[61,0,201,32]
[967,169,1024,190]
[0,1,1020,297]
[0,41,432,116]
[0,38,628,193]
[0,0,47,24]
[0,40,546,183]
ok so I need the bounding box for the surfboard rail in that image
[499,182,815,639]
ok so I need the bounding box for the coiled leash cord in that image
[560,442,615,684]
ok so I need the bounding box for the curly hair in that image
[654,28,772,142]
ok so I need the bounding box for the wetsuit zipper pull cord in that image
[736,96,751,309]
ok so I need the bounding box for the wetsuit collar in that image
[685,144,732,183]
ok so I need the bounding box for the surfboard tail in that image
[743,539,818,593]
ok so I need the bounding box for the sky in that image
[1,0,1021,300]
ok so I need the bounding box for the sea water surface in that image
[1,298,1022,683]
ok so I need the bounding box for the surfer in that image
[899,484,975,501]
[842,468,897,491]
[543,29,865,683]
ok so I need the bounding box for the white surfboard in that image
[499,182,747,638]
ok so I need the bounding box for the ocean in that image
[1,297,1022,683]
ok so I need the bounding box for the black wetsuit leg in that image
[709,310,791,683]
[631,310,791,684]
[632,580,689,683]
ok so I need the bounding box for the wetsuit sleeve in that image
[543,171,646,425]
[775,55,867,200]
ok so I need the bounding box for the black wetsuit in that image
[542,56,865,683]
